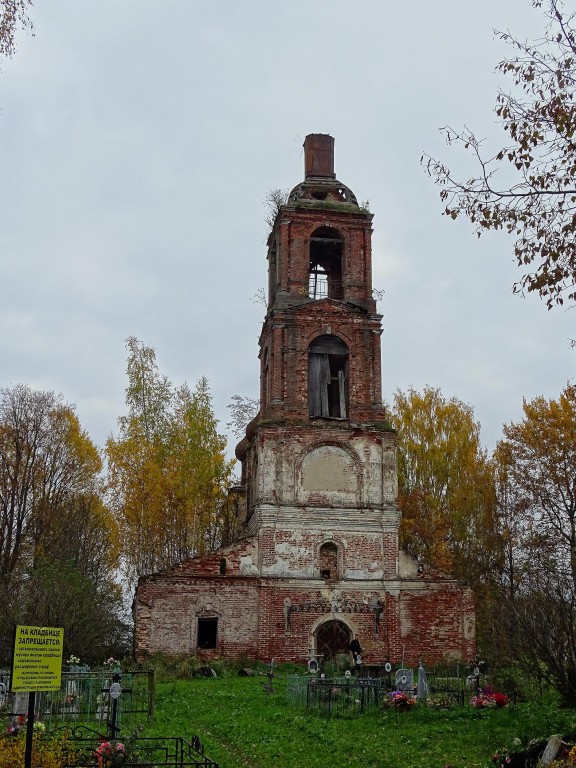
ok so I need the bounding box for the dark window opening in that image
[319,542,339,581]
[197,617,218,649]
[308,335,348,418]
[309,227,343,300]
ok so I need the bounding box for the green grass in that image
[137,674,576,768]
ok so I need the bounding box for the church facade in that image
[134,135,476,666]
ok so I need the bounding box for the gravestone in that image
[395,668,413,691]
[196,666,217,678]
[238,668,254,677]
[13,692,28,716]
[540,736,565,766]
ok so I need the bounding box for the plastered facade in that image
[134,135,476,667]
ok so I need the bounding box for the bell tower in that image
[236,134,400,583]
[259,133,386,425]
[133,134,476,667]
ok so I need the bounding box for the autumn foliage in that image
[106,338,235,583]
[0,385,124,664]
[390,386,497,583]
[424,0,576,309]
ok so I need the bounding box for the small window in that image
[197,617,218,649]
[319,542,339,580]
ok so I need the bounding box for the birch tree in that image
[107,338,235,582]
[0,0,33,66]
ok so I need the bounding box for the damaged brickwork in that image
[134,134,476,667]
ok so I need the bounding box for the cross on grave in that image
[260,659,277,694]
[101,673,132,740]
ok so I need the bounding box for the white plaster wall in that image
[255,434,394,509]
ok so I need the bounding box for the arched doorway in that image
[316,619,351,660]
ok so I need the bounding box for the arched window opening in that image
[319,542,339,580]
[308,335,348,419]
[309,227,343,300]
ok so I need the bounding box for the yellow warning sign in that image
[11,626,64,692]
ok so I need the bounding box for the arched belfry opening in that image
[308,335,348,418]
[308,227,344,300]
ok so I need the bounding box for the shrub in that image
[0,730,79,768]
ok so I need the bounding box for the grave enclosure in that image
[0,667,154,728]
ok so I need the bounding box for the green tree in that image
[18,559,129,665]
[107,338,235,583]
[423,0,576,309]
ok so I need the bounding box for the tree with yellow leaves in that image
[0,384,123,665]
[493,384,576,705]
[0,384,114,586]
[497,383,576,589]
[106,338,235,583]
[391,386,498,581]
[390,386,505,662]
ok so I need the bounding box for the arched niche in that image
[297,443,359,506]
[318,540,341,581]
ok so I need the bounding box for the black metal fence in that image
[0,668,154,728]
[63,733,218,768]
[48,725,219,767]
[306,678,387,717]
[287,664,477,717]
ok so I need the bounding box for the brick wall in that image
[132,137,476,669]
[135,562,475,665]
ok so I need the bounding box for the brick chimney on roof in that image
[304,134,335,178]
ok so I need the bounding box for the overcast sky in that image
[0,0,573,459]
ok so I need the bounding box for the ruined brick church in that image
[134,135,475,666]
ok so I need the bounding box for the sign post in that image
[11,625,64,768]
